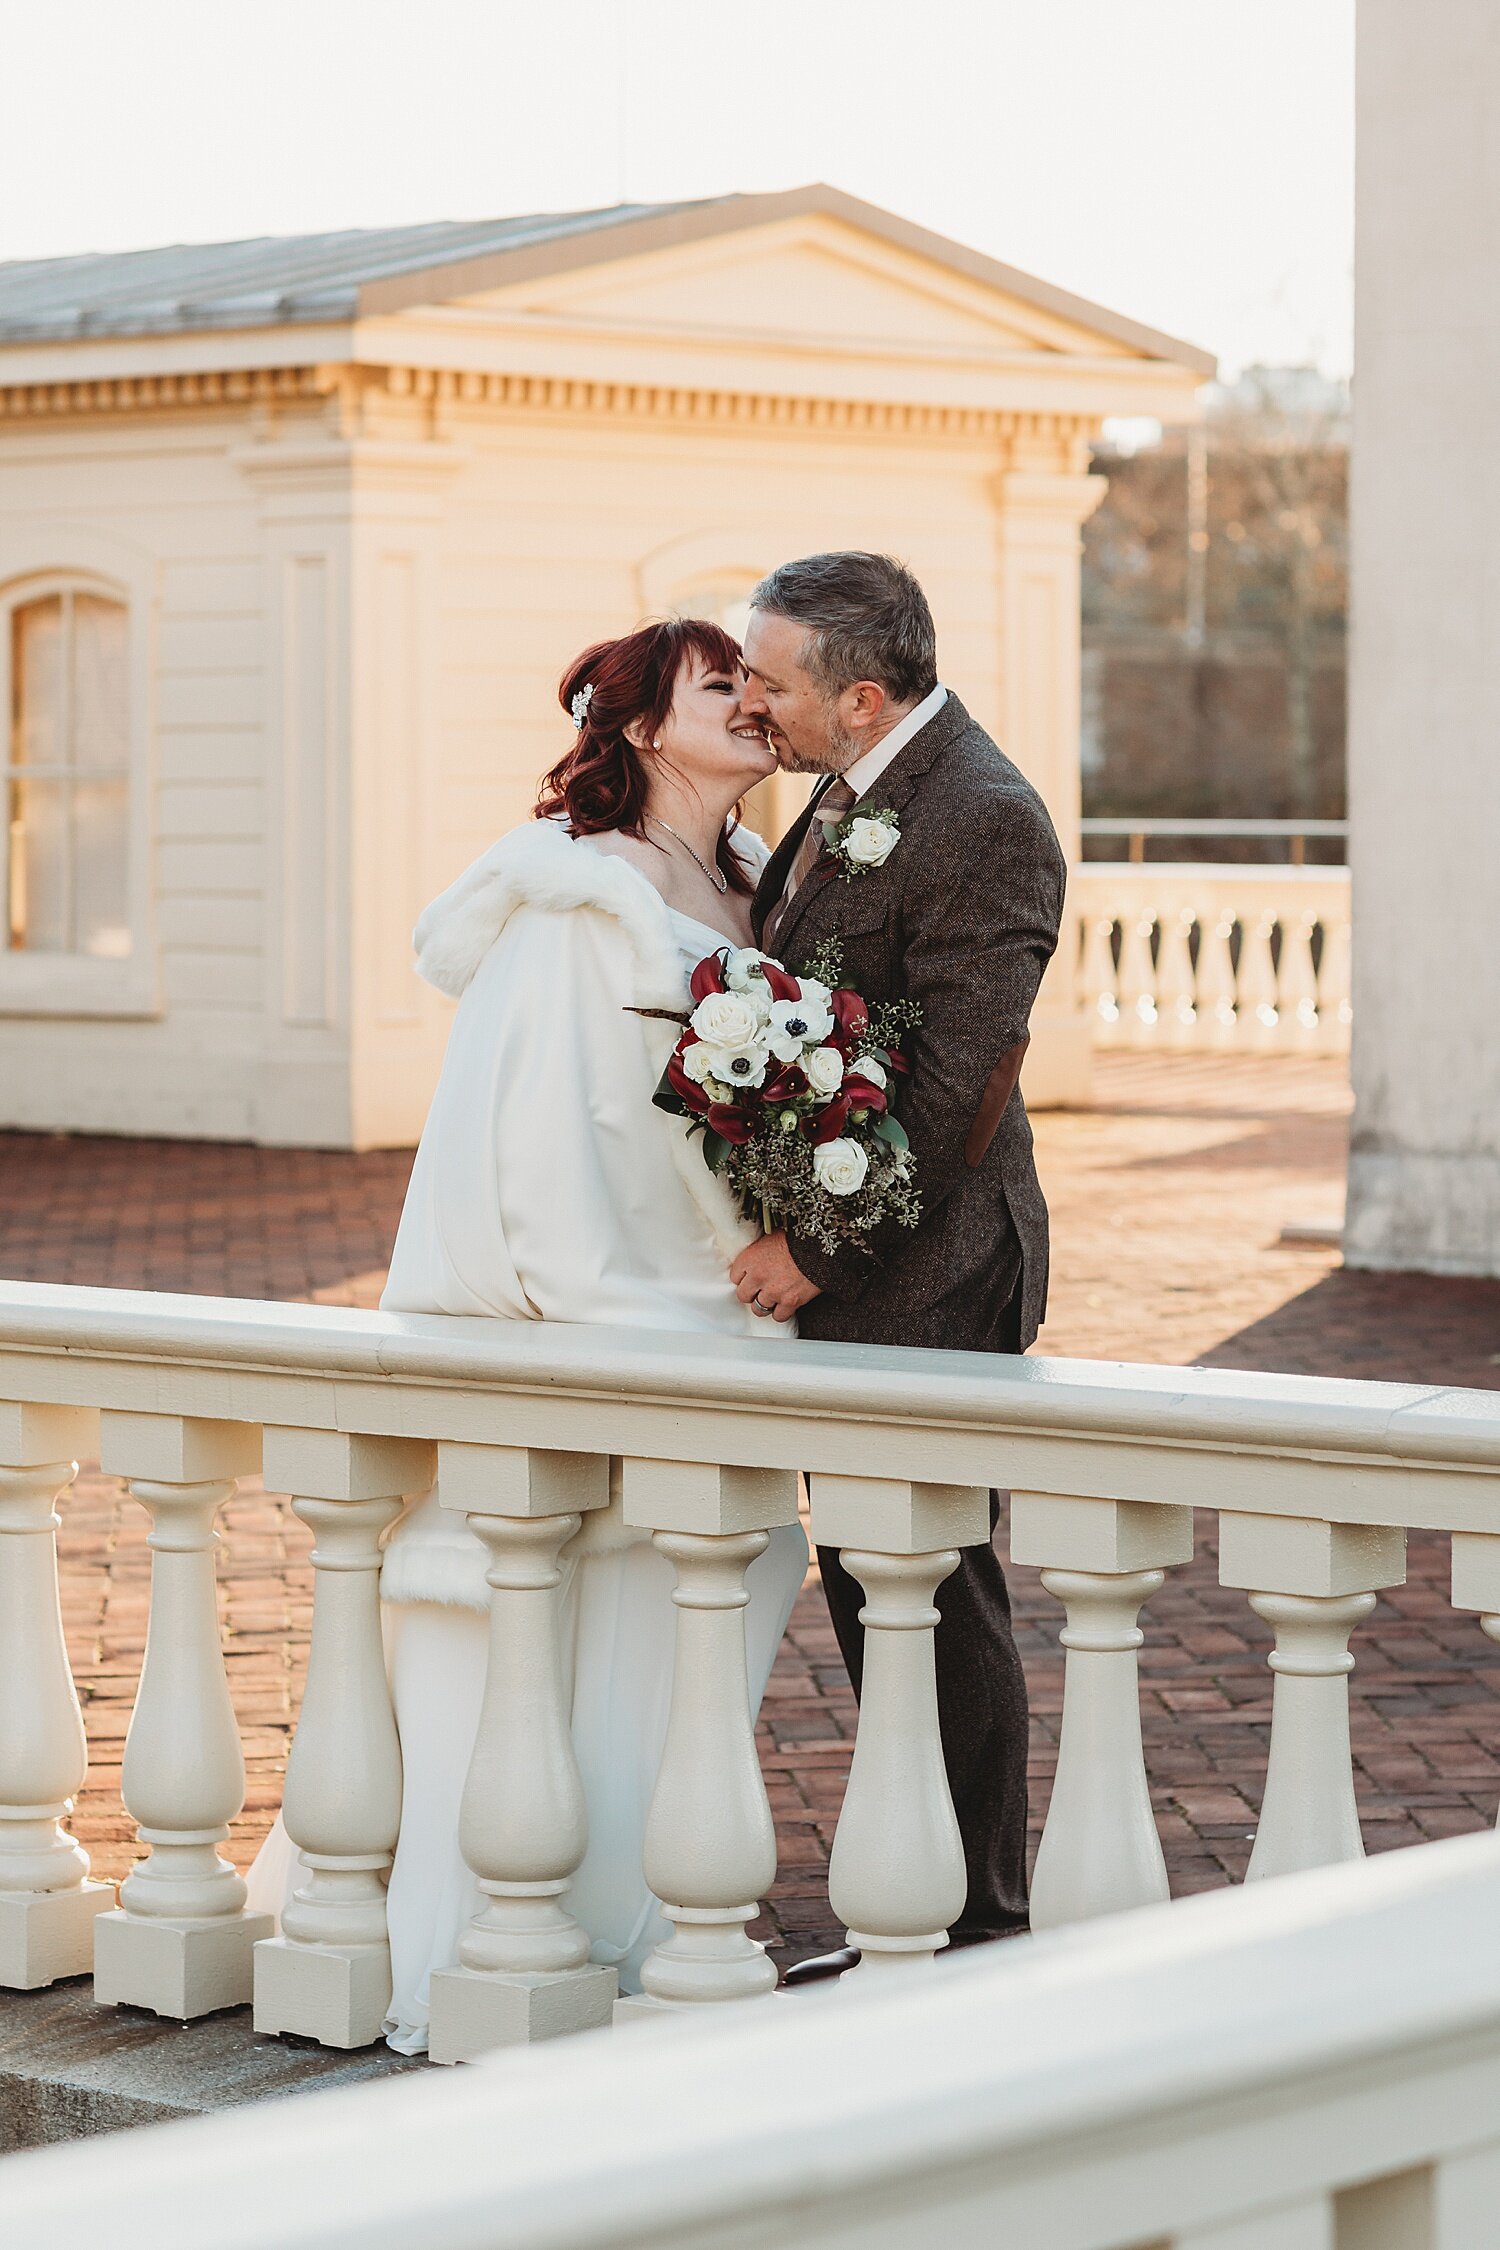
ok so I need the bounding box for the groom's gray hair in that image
[750,551,937,707]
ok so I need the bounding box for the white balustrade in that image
[252,1429,434,2048]
[1219,1514,1406,1881]
[1011,1493,1194,1928]
[92,1412,273,2017]
[1072,863,1352,1053]
[0,1402,113,1987]
[809,1478,989,1972]
[619,1460,800,2015]
[426,1444,617,2062]
[4,1280,1500,2077]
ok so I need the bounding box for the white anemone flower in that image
[766,992,835,1063]
[701,1040,769,1091]
[723,948,774,1003]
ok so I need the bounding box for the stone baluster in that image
[1450,1535,1500,1826]
[1115,910,1160,1040]
[1196,907,1240,1047]
[617,1460,800,2017]
[1280,908,1323,1048]
[808,1478,989,1973]
[252,1430,434,2048]
[92,1413,271,2018]
[0,1402,113,1988]
[1079,912,1122,1038]
[1219,1513,1405,1881]
[1011,1494,1193,1930]
[1155,905,1199,1044]
[1317,912,1353,1053]
[1238,908,1282,1049]
[427,1445,616,2062]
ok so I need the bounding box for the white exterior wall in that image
[1345,2,1500,1275]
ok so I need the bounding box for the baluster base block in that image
[427,1962,616,2063]
[93,1907,273,2019]
[252,1935,392,2050]
[0,1881,114,1991]
[614,1987,779,2027]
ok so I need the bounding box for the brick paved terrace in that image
[5,1052,1500,1970]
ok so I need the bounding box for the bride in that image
[248,618,809,2053]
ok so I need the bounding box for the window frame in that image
[0,565,158,1018]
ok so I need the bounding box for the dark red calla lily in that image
[829,988,869,1045]
[808,1095,853,1144]
[706,1103,755,1144]
[689,950,728,1002]
[757,959,802,1004]
[667,1049,711,1114]
[763,1065,809,1103]
[842,1075,888,1115]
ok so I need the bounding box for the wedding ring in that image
[752,1294,771,1315]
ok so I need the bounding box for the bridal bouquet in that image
[650,943,922,1254]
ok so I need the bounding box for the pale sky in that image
[2,0,1353,379]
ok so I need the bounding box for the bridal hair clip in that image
[570,683,595,729]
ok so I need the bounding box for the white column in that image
[1010,1494,1193,1929]
[252,1429,433,2048]
[0,1402,113,1987]
[1219,1513,1405,1881]
[993,466,1108,1106]
[1345,4,1500,1276]
[618,1461,800,2016]
[427,1445,616,2062]
[92,1413,272,2019]
[808,1478,988,1973]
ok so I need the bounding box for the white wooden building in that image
[0,187,1209,1146]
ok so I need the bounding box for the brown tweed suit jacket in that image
[751,693,1065,1353]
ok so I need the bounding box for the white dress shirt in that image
[841,680,948,802]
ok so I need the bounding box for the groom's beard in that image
[776,708,861,776]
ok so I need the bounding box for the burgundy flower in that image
[757,959,802,1004]
[706,1103,755,1145]
[762,1064,809,1104]
[689,950,728,1003]
[808,1094,853,1145]
[667,1048,712,1115]
[842,1074,889,1116]
[829,987,870,1046]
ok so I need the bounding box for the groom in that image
[732,550,1065,1979]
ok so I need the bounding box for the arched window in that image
[5,585,131,959]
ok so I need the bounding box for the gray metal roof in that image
[0,199,721,344]
[0,187,1216,375]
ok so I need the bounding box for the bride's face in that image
[654,653,778,797]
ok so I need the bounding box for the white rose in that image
[702,1041,768,1091]
[766,992,836,1062]
[812,1137,869,1197]
[724,947,773,998]
[689,990,764,1048]
[804,1045,845,1096]
[842,816,899,868]
[794,975,833,1016]
[850,1053,888,1090]
[682,1040,720,1088]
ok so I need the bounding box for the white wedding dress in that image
[247,819,808,2054]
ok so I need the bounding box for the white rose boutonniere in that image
[823,804,901,881]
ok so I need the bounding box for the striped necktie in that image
[767,776,856,952]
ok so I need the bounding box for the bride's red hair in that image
[536,617,755,897]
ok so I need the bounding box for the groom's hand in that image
[731,1231,821,1322]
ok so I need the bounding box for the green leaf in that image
[872,1114,910,1153]
[702,1131,733,1175]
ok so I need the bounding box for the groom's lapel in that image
[771,693,970,959]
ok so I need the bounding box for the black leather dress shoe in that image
[781,1944,862,1986]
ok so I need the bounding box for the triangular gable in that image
[356,186,1215,377]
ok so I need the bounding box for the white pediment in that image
[446,215,1140,363]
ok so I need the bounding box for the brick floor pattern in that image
[7,1053,1500,1969]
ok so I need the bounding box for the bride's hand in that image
[730,1231,821,1322]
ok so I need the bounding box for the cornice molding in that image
[0,356,1097,461]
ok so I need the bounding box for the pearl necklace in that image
[648,815,728,895]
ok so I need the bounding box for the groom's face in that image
[740,610,852,774]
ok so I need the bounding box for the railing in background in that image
[1072,862,1352,1053]
[4,1281,1500,2071]
[1080,817,1350,865]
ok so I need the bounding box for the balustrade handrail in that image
[6,1831,1500,2247]
[1081,819,1350,837]
[1,1278,1495,1488]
